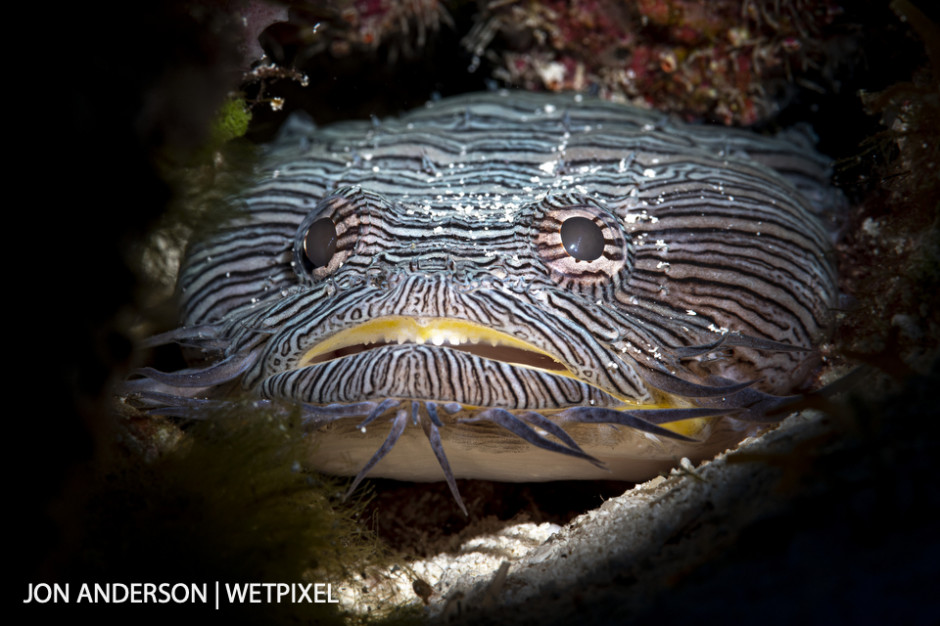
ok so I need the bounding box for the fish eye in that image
[534,197,632,293]
[561,216,605,261]
[291,187,370,285]
[303,217,338,269]
[292,188,370,282]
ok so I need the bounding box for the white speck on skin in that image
[539,160,558,174]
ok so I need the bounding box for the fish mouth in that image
[289,315,711,435]
[283,314,643,412]
[298,316,571,375]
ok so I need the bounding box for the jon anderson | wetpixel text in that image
[24,582,339,605]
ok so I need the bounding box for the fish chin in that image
[301,401,730,483]
[260,330,728,485]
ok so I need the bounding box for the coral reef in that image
[240,1,855,126]
[463,0,850,124]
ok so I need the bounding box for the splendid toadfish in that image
[130,91,840,513]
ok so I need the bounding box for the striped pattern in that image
[161,91,840,488]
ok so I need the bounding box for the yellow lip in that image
[297,315,709,438]
[298,316,565,369]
